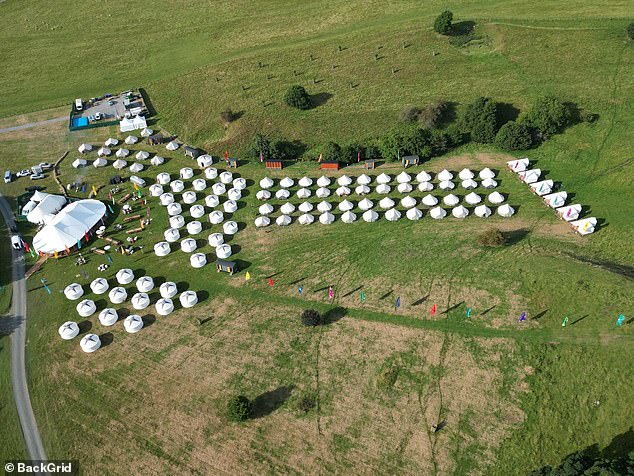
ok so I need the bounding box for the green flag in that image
[360,291,365,303]
[562,316,568,327]
[466,308,472,318]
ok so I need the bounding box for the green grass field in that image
[1,1,633,474]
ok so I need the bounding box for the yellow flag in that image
[245,271,251,281]
[54,250,58,258]
[133,182,138,191]
[92,185,97,195]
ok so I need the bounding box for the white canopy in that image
[298,201,314,213]
[355,185,370,195]
[208,233,224,247]
[557,204,582,222]
[90,278,109,295]
[156,298,174,316]
[154,241,171,256]
[260,177,274,189]
[227,187,241,203]
[319,212,335,224]
[488,192,505,204]
[64,283,84,300]
[76,299,96,317]
[170,180,185,193]
[430,207,447,219]
[438,169,453,181]
[396,171,411,183]
[233,178,247,190]
[404,207,421,220]
[481,178,498,189]
[115,148,129,159]
[125,135,139,145]
[164,228,180,242]
[105,137,119,147]
[461,179,477,190]
[98,146,111,157]
[276,215,292,226]
[116,268,135,285]
[216,244,232,258]
[298,213,315,225]
[32,200,106,254]
[58,321,79,340]
[397,183,413,193]
[31,191,50,202]
[78,143,92,153]
[418,181,434,192]
[93,157,107,168]
[299,176,313,187]
[136,276,155,292]
[280,202,296,214]
[497,204,515,217]
[337,175,352,186]
[223,221,238,235]
[190,253,207,268]
[132,292,150,310]
[167,203,182,216]
[338,200,354,212]
[520,168,541,184]
[400,196,416,208]
[341,211,357,223]
[416,171,432,182]
[357,174,371,185]
[120,116,147,132]
[181,238,197,253]
[317,201,332,212]
[543,191,567,208]
[197,155,214,168]
[275,189,290,199]
[474,205,492,217]
[157,172,171,184]
[259,203,274,215]
[362,210,379,222]
[170,215,185,228]
[160,193,174,206]
[27,194,67,225]
[112,159,127,169]
[479,167,496,179]
[255,216,271,227]
[223,200,238,213]
[376,173,391,184]
[335,186,351,197]
[280,177,294,188]
[166,140,179,151]
[256,190,271,200]
[530,180,554,196]
[108,286,128,304]
[422,194,438,206]
[219,171,233,184]
[212,183,226,195]
[358,198,373,211]
[72,158,87,168]
[182,191,197,204]
[316,187,331,198]
[570,217,597,235]
[385,208,401,221]
[204,168,218,180]
[80,334,101,353]
[379,197,395,209]
[140,127,152,137]
[507,158,529,172]
[99,308,118,326]
[180,291,198,308]
[458,169,474,180]
[465,192,482,205]
[316,176,331,187]
[296,188,311,199]
[439,180,454,191]
[205,195,220,208]
[209,211,224,224]
[376,184,391,194]
[180,167,194,179]
[129,162,144,173]
[151,155,165,166]
[124,315,144,333]
[443,194,460,206]
[452,205,469,218]
[160,282,178,299]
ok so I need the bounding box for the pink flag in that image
[259,152,264,163]
[328,286,333,299]
[357,151,361,163]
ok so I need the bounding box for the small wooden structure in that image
[148,133,165,145]
[265,159,283,170]
[117,193,132,204]
[216,258,237,275]
[184,146,202,159]
[226,158,239,168]
[401,155,420,168]
[320,160,340,171]
[365,159,376,170]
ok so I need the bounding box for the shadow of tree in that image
[311,92,333,108]
[250,385,294,419]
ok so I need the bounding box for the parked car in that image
[11,235,22,250]
[94,112,102,120]
[16,169,31,178]
[38,162,52,170]
[3,171,11,183]
[30,173,45,180]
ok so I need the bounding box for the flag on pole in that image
[268,278,274,287]
[430,304,437,316]
[357,150,361,163]
[133,182,138,191]
[466,307,472,318]
[41,279,51,294]
[23,241,29,252]
[92,185,97,196]
[562,316,568,327]
[54,250,58,259]
[318,153,322,163]
[395,296,401,309]
[65,245,70,255]
[106,255,112,264]
[137,189,142,198]
[259,151,264,163]
[30,248,35,258]
[77,239,81,250]
[616,314,625,327]
[360,290,365,303]
[112,196,115,205]
[146,207,151,219]
[224,150,229,161]
[245,271,251,281]
[519,311,527,322]
[328,286,334,300]
[298,286,303,295]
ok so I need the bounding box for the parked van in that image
[130,175,146,188]
[11,235,22,250]
[3,170,11,183]
[75,98,83,111]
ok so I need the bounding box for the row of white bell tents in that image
[154,239,232,258]
[254,205,515,226]
[258,169,496,190]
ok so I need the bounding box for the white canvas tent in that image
[280,177,294,188]
[317,176,331,187]
[116,268,135,285]
[418,182,434,192]
[465,192,482,205]
[520,168,541,184]
[93,157,107,168]
[181,238,197,253]
[317,187,331,198]
[379,197,395,209]
[406,208,422,220]
[335,186,351,196]
[474,205,492,218]
[530,180,554,196]
[557,204,582,222]
[256,190,271,200]
[255,216,271,227]
[396,171,411,183]
[438,169,453,181]
[317,201,332,212]
[497,204,515,217]
[298,213,315,225]
[160,282,178,299]
[260,177,274,189]
[397,183,413,193]
[32,200,105,254]
[166,141,179,151]
[439,180,455,191]
[341,211,357,223]
[72,158,87,168]
[78,143,92,154]
[507,158,529,172]
[422,194,438,206]
[359,198,374,211]
[276,215,292,226]
[452,205,469,218]
[362,210,378,222]
[385,208,401,222]
[430,207,447,219]
[376,184,391,194]
[27,194,67,225]
[416,171,432,182]
[338,200,354,212]
[458,169,474,180]
[570,217,597,235]
[319,212,335,224]
[151,155,165,166]
[276,189,290,199]
[357,174,371,185]
[125,135,139,145]
[170,215,185,228]
[115,148,129,158]
[376,173,391,184]
[124,315,144,333]
[280,202,296,214]
[299,176,313,187]
[58,321,79,340]
[543,191,567,208]
[80,334,101,353]
[190,253,207,268]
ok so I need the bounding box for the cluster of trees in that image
[529,448,634,475]
[284,85,312,110]
[434,10,453,35]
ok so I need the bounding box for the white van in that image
[3,170,11,183]
[130,175,146,188]
[11,235,22,250]
[75,98,83,111]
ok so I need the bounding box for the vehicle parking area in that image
[72,90,147,124]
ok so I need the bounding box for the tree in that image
[463,97,498,143]
[322,141,342,162]
[399,105,421,122]
[284,85,312,110]
[301,309,322,327]
[495,121,533,150]
[227,395,252,422]
[430,129,451,156]
[379,129,407,161]
[628,22,634,40]
[434,10,453,35]
[444,123,467,147]
[418,100,450,129]
[523,96,573,136]
[249,133,271,160]
[403,127,433,158]
[478,228,506,247]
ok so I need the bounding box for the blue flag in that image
[519,312,527,322]
[395,296,401,308]
[298,286,303,295]
[616,314,625,327]
[466,308,472,318]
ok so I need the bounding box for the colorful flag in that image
[41,279,51,295]
[54,250,58,259]
[224,150,229,161]
[245,271,251,281]
[360,291,365,303]
[519,312,527,322]
[23,241,29,252]
[137,189,142,198]
[106,255,112,264]
[466,308,472,318]
[298,286,303,295]
[30,248,35,258]
[566,208,572,218]
[357,150,361,163]
[259,151,264,163]
[92,185,97,196]
[268,278,274,287]
[328,286,334,300]
[616,314,625,327]
[562,316,568,327]
[318,153,322,163]
[430,304,437,316]
[395,296,401,309]
[133,182,138,191]
[77,239,81,250]
[65,245,70,255]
